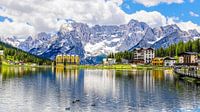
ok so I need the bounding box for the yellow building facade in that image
[152,57,164,66]
[56,55,80,65]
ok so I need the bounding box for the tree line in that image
[156,39,200,57]
[107,51,134,63]
[107,39,200,62]
[0,41,52,65]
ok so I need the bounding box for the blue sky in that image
[0,0,200,37]
[0,16,13,22]
[120,0,200,25]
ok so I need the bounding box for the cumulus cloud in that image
[0,0,127,37]
[189,0,194,3]
[189,11,199,17]
[134,0,184,7]
[0,20,36,37]
[127,10,167,27]
[0,0,200,39]
[176,21,200,32]
[165,17,200,32]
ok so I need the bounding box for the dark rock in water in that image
[91,103,96,106]
[72,99,80,103]
[65,107,70,110]
[75,99,80,102]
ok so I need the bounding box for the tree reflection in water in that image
[0,67,200,111]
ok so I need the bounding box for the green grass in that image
[133,65,172,70]
[2,61,176,70]
[53,64,173,70]
[181,76,200,84]
[198,70,200,74]
[2,61,10,66]
[75,64,133,69]
[183,77,196,83]
[1,61,51,68]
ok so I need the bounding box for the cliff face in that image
[15,19,200,64]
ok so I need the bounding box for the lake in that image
[0,66,200,112]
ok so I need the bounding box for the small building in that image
[164,57,176,67]
[103,58,107,64]
[103,58,116,65]
[121,58,129,64]
[55,54,80,65]
[0,50,3,55]
[132,48,155,64]
[31,63,37,66]
[17,61,24,65]
[152,57,164,66]
[178,52,198,64]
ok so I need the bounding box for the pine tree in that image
[155,40,200,57]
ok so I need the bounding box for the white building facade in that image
[164,57,176,67]
[133,48,155,64]
[0,50,3,55]
[103,58,116,65]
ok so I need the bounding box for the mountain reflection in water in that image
[0,66,200,112]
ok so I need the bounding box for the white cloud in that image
[189,11,199,17]
[189,0,194,3]
[0,0,126,37]
[0,20,36,37]
[176,21,200,32]
[127,10,167,27]
[165,17,200,32]
[0,0,200,39]
[167,17,180,24]
[134,0,184,7]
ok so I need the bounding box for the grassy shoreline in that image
[1,62,174,70]
[54,64,173,70]
[1,61,52,68]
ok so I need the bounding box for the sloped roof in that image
[133,47,154,51]
[178,52,198,56]
[164,57,176,60]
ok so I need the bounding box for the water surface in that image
[0,66,200,112]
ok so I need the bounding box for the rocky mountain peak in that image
[60,24,74,34]
[13,19,200,64]
[128,19,139,26]
[188,29,200,39]
[0,36,20,47]
[37,32,51,41]
[26,36,33,41]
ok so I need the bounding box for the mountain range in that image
[1,19,200,64]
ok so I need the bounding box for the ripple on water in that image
[0,68,200,111]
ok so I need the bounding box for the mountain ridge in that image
[0,41,51,65]
[1,19,200,64]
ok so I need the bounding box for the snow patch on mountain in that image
[16,19,200,64]
[0,36,20,47]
